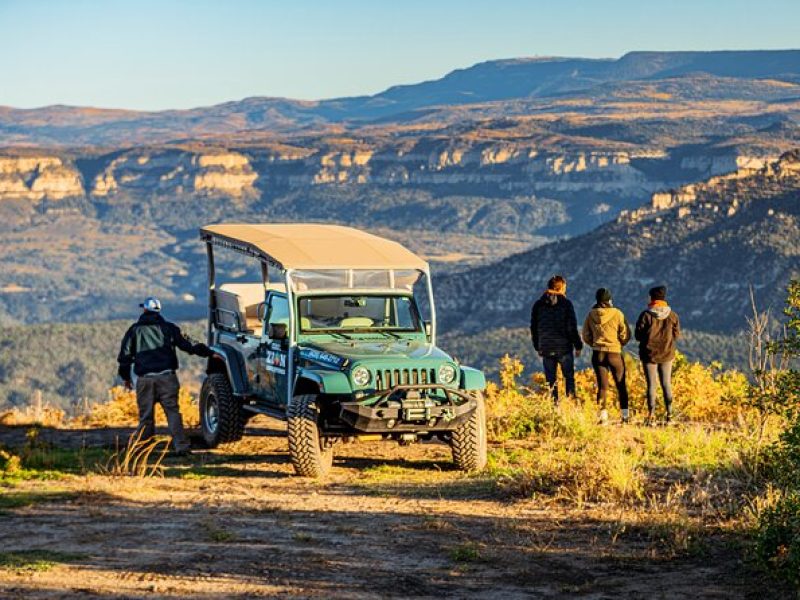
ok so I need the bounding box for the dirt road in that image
[0,418,769,598]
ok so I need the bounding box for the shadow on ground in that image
[0,486,778,599]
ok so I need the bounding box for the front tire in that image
[450,392,488,472]
[200,373,246,448]
[287,394,333,477]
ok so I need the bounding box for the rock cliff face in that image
[624,155,781,220]
[90,150,257,198]
[258,146,657,192]
[0,156,83,201]
[0,142,783,245]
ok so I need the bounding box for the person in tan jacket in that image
[582,288,632,424]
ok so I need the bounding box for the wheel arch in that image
[207,344,248,395]
[459,366,486,391]
[293,376,321,396]
[295,368,352,396]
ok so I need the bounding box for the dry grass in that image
[73,385,198,428]
[97,429,169,478]
[0,404,65,428]
[2,385,199,431]
[484,355,779,537]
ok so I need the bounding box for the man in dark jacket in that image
[118,297,212,454]
[530,275,583,403]
[635,285,681,422]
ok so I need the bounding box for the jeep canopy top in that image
[200,223,429,271]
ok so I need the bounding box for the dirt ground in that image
[0,418,774,599]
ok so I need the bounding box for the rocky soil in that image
[0,418,772,599]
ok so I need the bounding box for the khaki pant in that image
[135,372,189,452]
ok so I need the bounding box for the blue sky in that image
[1,0,798,110]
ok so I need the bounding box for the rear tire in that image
[287,394,333,477]
[450,391,488,472]
[200,373,246,448]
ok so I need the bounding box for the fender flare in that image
[296,368,352,395]
[207,343,248,396]
[459,366,486,391]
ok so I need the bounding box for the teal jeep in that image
[198,223,487,477]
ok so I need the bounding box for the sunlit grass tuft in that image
[0,550,85,572]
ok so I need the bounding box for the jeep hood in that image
[303,339,452,363]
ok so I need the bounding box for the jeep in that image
[198,223,487,477]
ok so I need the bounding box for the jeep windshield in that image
[297,294,423,334]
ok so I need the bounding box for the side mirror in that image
[268,323,288,341]
[256,302,267,322]
[424,321,432,339]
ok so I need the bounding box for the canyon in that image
[0,50,797,366]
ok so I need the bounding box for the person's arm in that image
[568,301,583,352]
[619,311,632,346]
[530,301,540,351]
[117,326,135,385]
[673,312,681,340]
[582,315,593,348]
[172,324,212,357]
[634,312,648,342]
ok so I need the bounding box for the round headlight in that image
[352,366,371,387]
[438,364,457,385]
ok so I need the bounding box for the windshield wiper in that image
[302,328,352,339]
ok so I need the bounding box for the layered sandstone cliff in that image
[622,153,784,222]
[0,142,782,207]
[0,156,83,201]
[91,150,257,198]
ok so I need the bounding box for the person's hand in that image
[575,349,582,358]
[123,380,133,391]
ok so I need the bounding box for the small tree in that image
[745,287,791,473]
[755,280,800,586]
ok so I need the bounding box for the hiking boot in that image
[644,411,655,426]
[621,409,630,424]
[598,409,609,425]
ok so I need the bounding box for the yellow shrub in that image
[507,352,751,423]
[621,354,749,422]
[0,404,65,428]
[77,386,198,428]
[486,355,765,507]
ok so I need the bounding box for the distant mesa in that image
[0,49,799,147]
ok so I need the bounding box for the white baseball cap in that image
[139,296,162,312]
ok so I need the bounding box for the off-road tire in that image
[287,394,333,477]
[450,391,488,472]
[200,373,246,448]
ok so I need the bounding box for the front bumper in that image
[338,385,478,433]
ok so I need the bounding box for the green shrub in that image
[756,492,800,586]
[754,280,800,587]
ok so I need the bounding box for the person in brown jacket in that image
[635,285,681,423]
[582,288,632,424]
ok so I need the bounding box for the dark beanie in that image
[649,285,667,301]
[595,288,612,303]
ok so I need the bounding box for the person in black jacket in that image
[530,275,583,403]
[117,297,212,454]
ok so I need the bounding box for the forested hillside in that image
[438,151,800,335]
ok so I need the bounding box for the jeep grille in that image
[374,368,436,390]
